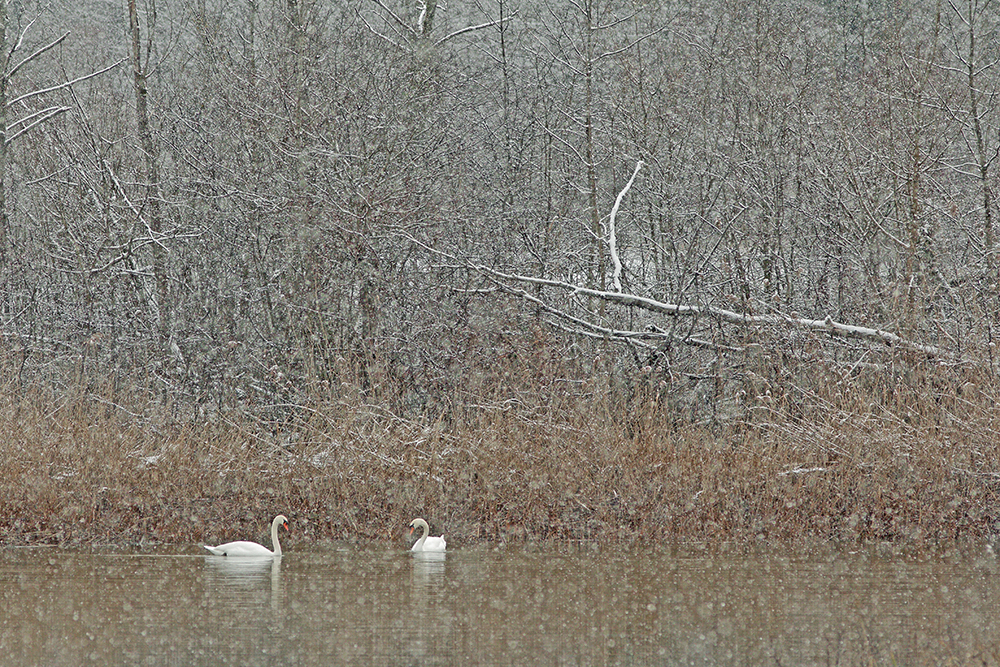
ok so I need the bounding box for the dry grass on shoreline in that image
[1,361,999,551]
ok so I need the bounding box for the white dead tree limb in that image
[605,160,643,293]
[469,265,948,359]
[402,230,949,361]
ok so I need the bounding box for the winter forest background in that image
[2,0,999,429]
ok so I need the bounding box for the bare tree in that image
[0,1,116,261]
[128,0,169,342]
[941,0,1000,279]
[525,1,667,295]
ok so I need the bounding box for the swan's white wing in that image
[204,540,274,557]
[419,535,447,552]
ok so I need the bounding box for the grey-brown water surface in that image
[1,543,998,666]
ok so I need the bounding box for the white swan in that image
[204,514,288,557]
[409,517,446,552]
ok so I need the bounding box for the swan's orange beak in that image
[283,521,289,532]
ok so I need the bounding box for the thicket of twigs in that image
[2,325,997,550]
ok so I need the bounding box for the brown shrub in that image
[0,350,998,549]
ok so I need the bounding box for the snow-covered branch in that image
[5,106,70,145]
[6,58,124,110]
[7,31,69,80]
[435,13,518,46]
[474,265,947,359]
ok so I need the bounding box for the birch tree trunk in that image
[128,0,169,341]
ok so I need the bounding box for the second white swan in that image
[409,517,447,552]
[204,514,289,557]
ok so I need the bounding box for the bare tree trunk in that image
[128,0,169,341]
[417,0,437,38]
[583,0,604,295]
[246,0,257,86]
[0,0,8,263]
[963,6,996,279]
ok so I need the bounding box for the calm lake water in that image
[0,542,997,666]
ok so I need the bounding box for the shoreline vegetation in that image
[3,350,998,553]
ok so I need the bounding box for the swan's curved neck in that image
[413,520,429,549]
[271,519,283,556]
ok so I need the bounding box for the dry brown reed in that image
[1,348,998,550]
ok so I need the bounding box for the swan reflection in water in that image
[412,550,446,572]
[205,553,282,582]
[407,547,449,663]
[205,554,284,610]
[411,550,446,600]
